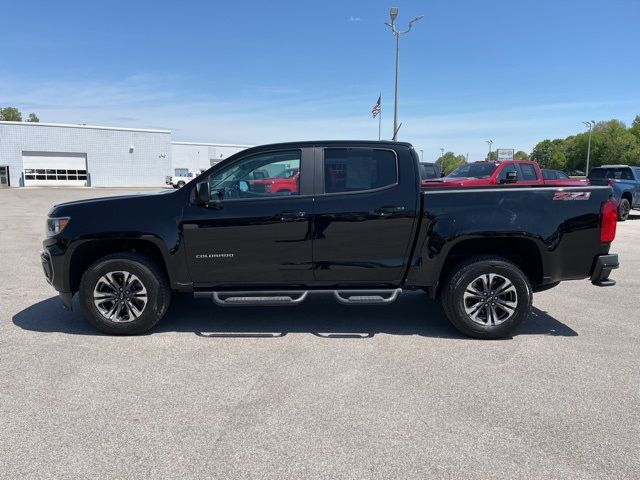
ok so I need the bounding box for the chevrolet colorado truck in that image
[42,141,619,338]
[422,160,589,188]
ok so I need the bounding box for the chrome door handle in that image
[374,206,406,216]
[278,210,307,220]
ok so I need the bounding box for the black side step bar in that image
[194,289,402,307]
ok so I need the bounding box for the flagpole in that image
[378,94,382,140]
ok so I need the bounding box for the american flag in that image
[372,95,381,118]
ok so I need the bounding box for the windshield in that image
[447,163,498,179]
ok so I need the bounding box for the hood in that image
[48,189,175,216]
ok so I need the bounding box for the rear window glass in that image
[542,169,555,180]
[323,148,397,194]
[419,164,438,179]
[588,168,633,180]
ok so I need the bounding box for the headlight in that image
[46,217,70,237]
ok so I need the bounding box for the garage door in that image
[23,152,88,186]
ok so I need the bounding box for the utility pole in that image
[582,120,595,174]
[385,8,423,141]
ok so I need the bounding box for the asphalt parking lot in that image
[1,187,639,480]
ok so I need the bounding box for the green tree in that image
[514,150,529,160]
[530,139,568,170]
[486,151,497,161]
[530,139,553,166]
[590,120,640,167]
[0,106,22,121]
[436,152,466,174]
[630,115,640,141]
[27,113,39,122]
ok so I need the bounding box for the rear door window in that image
[323,148,397,194]
[519,163,538,181]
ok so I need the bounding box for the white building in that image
[171,141,254,177]
[0,121,251,188]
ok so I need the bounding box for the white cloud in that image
[1,75,637,161]
[349,16,362,22]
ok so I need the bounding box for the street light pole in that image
[419,149,424,161]
[582,120,595,175]
[440,148,445,158]
[385,8,423,141]
[486,139,493,159]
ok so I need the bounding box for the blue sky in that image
[1,0,639,160]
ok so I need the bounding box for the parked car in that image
[588,165,640,221]
[41,141,618,339]
[249,167,299,194]
[422,160,588,187]
[419,162,442,184]
[542,169,576,183]
[166,171,202,188]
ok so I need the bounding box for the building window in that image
[24,168,87,181]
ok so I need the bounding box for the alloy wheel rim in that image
[621,202,630,218]
[462,273,518,326]
[93,271,148,323]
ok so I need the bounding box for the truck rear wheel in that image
[441,256,532,339]
[79,253,171,335]
[618,198,630,221]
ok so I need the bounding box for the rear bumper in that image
[590,254,619,287]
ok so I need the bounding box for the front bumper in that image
[41,246,73,309]
[590,254,619,287]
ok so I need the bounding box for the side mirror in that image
[502,171,518,184]
[440,172,445,177]
[195,181,210,204]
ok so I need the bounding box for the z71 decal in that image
[553,192,592,201]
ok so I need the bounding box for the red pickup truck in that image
[422,161,588,188]
[249,167,300,193]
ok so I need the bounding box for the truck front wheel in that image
[79,253,171,335]
[441,256,532,339]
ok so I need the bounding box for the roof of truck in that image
[240,140,414,151]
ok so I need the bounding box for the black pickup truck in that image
[42,141,619,338]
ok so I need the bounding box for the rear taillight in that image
[601,199,618,243]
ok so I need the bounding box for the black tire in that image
[177,181,186,188]
[618,198,630,222]
[79,253,171,335]
[441,256,532,339]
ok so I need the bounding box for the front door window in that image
[209,150,301,200]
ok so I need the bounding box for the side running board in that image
[196,289,402,307]
[333,288,401,305]
[211,291,309,307]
